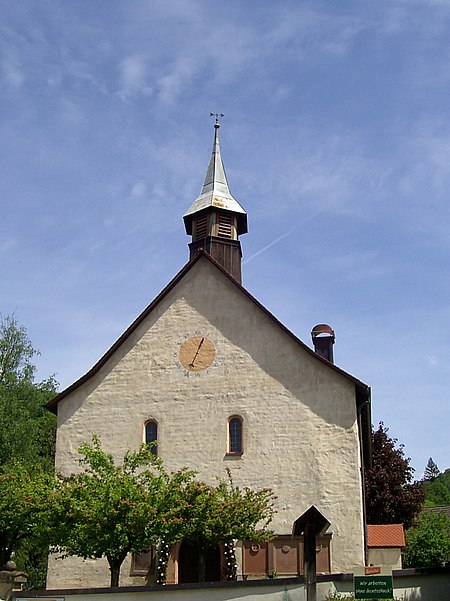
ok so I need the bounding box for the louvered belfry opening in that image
[189,209,242,282]
[217,211,234,239]
[193,213,208,241]
[192,210,237,242]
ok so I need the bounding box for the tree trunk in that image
[107,555,125,588]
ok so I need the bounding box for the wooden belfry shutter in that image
[194,214,208,240]
[217,212,233,239]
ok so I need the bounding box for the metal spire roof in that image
[183,122,247,234]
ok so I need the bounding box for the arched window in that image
[227,415,243,455]
[144,420,158,456]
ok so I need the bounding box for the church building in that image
[47,121,372,588]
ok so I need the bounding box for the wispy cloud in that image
[66,60,109,95]
[117,55,152,101]
[157,56,198,106]
[128,181,147,200]
[58,98,87,128]
[267,6,366,58]
[1,49,24,88]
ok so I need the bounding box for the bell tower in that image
[183,118,247,283]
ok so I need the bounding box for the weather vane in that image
[210,112,224,126]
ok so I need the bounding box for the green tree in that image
[365,423,424,529]
[0,463,55,570]
[423,457,440,482]
[0,315,57,473]
[423,468,450,507]
[51,436,194,587]
[51,438,276,587]
[0,314,36,384]
[179,472,275,581]
[0,315,57,586]
[403,511,450,568]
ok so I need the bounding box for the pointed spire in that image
[183,121,247,235]
[183,120,248,283]
[201,121,231,199]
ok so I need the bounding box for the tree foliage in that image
[177,472,275,582]
[51,436,193,587]
[365,423,424,529]
[181,472,274,548]
[0,463,55,569]
[51,437,275,587]
[0,315,36,384]
[423,468,450,507]
[423,457,440,482]
[403,511,450,568]
[0,315,57,473]
[0,315,57,585]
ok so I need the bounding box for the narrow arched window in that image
[144,420,158,456]
[228,416,243,455]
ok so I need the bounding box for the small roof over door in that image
[293,506,331,537]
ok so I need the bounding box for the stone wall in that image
[18,568,450,601]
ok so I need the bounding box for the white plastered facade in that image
[47,255,366,589]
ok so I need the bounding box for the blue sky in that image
[2,0,449,476]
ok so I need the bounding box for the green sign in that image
[354,575,393,599]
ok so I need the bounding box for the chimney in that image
[311,324,335,363]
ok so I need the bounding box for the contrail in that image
[243,226,298,264]
[243,203,329,265]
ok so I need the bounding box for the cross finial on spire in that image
[210,112,224,127]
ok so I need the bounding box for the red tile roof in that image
[367,524,405,548]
